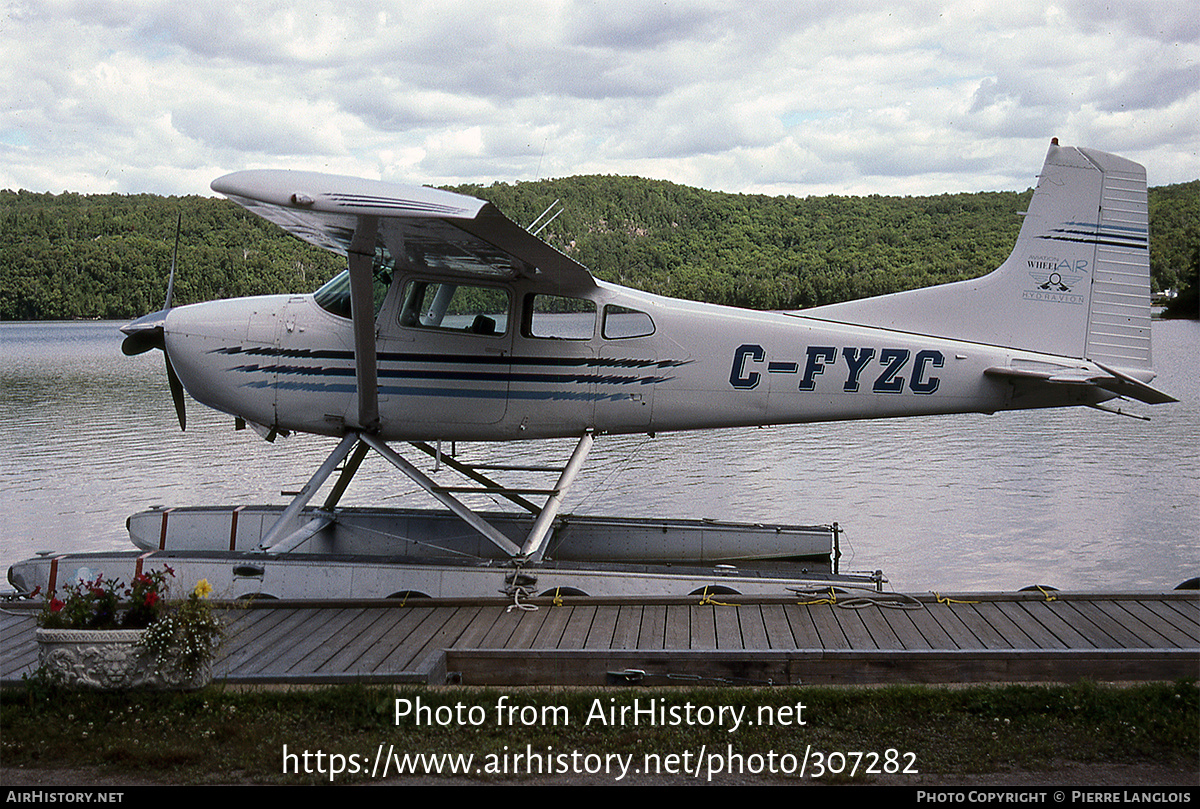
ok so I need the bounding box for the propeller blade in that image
[164,212,181,310]
[164,351,186,431]
[120,212,187,428]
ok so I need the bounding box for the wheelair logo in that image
[1023,255,1087,305]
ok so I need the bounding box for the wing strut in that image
[348,217,380,432]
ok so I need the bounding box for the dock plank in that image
[1138,600,1200,643]
[610,604,643,649]
[639,605,667,649]
[890,606,954,649]
[787,604,841,648]
[1093,600,1187,648]
[504,607,550,649]
[450,606,509,649]
[918,601,982,649]
[940,602,1013,649]
[692,606,717,649]
[853,607,905,650]
[828,607,877,649]
[0,611,37,647]
[273,608,360,674]
[530,606,571,648]
[217,607,291,669]
[352,607,446,673]
[663,604,690,649]
[737,605,770,649]
[711,605,741,649]
[314,607,415,674]
[969,602,1040,648]
[1064,601,1153,648]
[584,606,619,649]
[559,606,597,649]
[1011,601,1095,649]
[402,606,484,670]
[379,608,460,670]
[225,607,329,676]
[759,605,796,649]
[477,608,525,648]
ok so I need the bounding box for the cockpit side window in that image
[399,280,510,336]
[523,294,596,340]
[312,249,395,319]
[602,304,655,339]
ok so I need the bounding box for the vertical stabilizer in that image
[804,141,1152,371]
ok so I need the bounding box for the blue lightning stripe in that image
[1037,221,1148,249]
[218,345,688,396]
[244,379,634,402]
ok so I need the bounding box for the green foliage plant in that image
[138,579,223,679]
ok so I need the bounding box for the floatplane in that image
[7,140,1176,601]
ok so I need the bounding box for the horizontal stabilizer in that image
[1091,362,1179,405]
[984,364,1177,405]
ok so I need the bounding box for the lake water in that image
[2,318,1196,593]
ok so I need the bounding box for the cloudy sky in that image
[2,0,1197,199]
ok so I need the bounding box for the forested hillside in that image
[2,176,1195,321]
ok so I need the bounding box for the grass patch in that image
[2,679,1196,785]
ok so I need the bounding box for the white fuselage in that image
[164,274,1112,443]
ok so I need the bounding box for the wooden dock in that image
[3,590,1197,687]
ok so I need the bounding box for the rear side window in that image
[525,294,596,339]
[602,305,654,339]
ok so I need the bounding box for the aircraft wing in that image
[211,170,597,295]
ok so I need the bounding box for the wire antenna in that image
[527,199,563,236]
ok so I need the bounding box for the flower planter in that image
[35,628,211,690]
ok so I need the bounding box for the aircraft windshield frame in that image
[312,252,394,319]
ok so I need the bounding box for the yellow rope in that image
[796,587,838,606]
[934,592,980,604]
[552,587,564,607]
[697,586,735,606]
[1033,585,1057,602]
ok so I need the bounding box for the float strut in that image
[521,430,594,562]
[359,433,523,558]
[259,432,359,551]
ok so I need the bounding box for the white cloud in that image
[1,0,1195,196]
